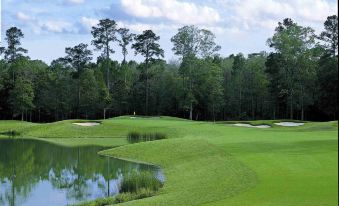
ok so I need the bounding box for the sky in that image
[0,0,338,64]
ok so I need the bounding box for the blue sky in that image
[1,0,337,64]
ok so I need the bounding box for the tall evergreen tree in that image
[132,30,164,115]
[91,19,118,90]
[64,43,92,117]
[319,15,338,56]
[117,28,134,64]
[0,27,27,62]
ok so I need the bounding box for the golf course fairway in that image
[0,116,337,206]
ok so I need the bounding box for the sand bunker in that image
[274,122,304,127]
[73,122,100,127]
[233,123,271,128]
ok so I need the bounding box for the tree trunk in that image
[106,44,110,91]
[107,63,110,91]
[290,92,293,120]
[189,58,193,120]
[239,89,242,118]
[77,76,80,119]
[301,100,304,121]
[145,59,149,116]
[189,102,193,120]
[301,86,304,121]
[212,103,215,122]
[251,95,254,120]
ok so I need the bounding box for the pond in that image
[0,138,163,206]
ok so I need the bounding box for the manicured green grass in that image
[0,117,337,206]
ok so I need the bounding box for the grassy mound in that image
[100,138,257,206]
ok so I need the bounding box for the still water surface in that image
[0,139,162,206]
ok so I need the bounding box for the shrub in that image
[127,132,166,143]
[120,170,163,193]
[0,130,20,137]
[114,188,154,203]
[69,197,115,206]
[114,192,135,203]
[70,171,163,206]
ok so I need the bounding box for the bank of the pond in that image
[0,117,337,206]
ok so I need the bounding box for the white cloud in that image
[117,21,179,33]
[120,0,221,25]
[40,20,74,33]
[80,17,99,30]
[16,12,33,22]
[294,0,336,22]
[219,0,337,32]
[64,0,85,5]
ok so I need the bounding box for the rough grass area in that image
[0,117,337,206]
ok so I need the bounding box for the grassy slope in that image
[0,117,337,206]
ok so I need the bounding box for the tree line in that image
[0,16,337,122]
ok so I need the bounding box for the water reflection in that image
[0,139,161,206]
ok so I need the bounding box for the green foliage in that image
[91,19,118,58]
[70,197,115,206]
[267,18,318,120]
[132,30,164,61]
[9,76,35,118]
[65,43,92,76]
[115,188,155,203]
[0,27,27,62]
[120,170,162,193]
[127,131,166,143]
[69,170,160,206]
[72,188,155,206]
[0,130,20,136]
[117,28,134,63]
[171,25,220,58]
[79,70,100,115]
[132,30,164,115]
[0,17,338,121]
[319,15,338,55]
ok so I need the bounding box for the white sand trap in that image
[234,123,271,128]
[274,122,304,127]
[73,122,100,127]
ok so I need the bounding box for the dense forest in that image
[0,16,337,122]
